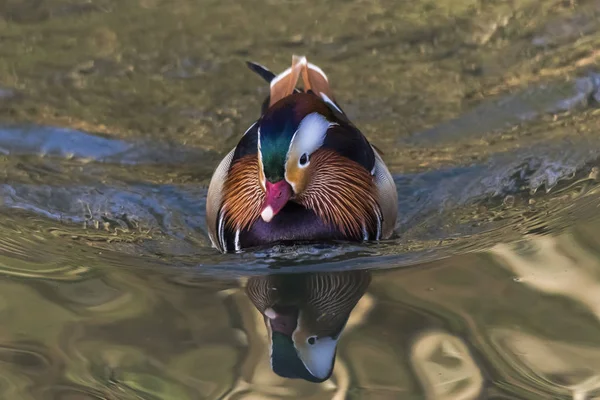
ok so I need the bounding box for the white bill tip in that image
[265,307,277,319]
[261,206,274,222]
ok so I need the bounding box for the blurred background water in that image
[1,0,600,398]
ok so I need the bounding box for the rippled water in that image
[1,0,600,398]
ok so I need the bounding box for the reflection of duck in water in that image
[245,270,371,382]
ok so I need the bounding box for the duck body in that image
[207,56,397,253]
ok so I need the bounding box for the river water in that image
[1,0,600,399]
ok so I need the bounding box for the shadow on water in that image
[1,0,600,398]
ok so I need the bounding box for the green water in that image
[0,0,600,398]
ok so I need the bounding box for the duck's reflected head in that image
[245,271,371,383]
[265,304,338,383]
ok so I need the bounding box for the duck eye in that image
[307,336,316,345]
[299,153,309,166]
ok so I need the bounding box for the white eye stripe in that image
[289,112,333,158]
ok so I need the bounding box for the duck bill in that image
[261,180,293,222]
[265,306,299,336]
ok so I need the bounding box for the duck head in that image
[257,56,342,224]
[245,271,371,382]
[257,92,342,223]
[262,304,338,382]
[238,56,381,236]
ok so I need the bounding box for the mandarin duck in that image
[245,270,371,382]
[206,55,397,253]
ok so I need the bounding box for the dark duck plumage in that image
[207,55,397,253]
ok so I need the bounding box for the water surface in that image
[0,0,600,398]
